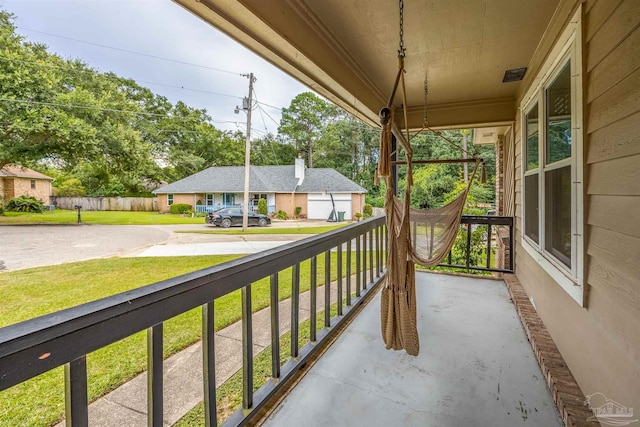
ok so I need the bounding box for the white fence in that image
[51,197,158,212]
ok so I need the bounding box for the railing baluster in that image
[147,323,163,427]
[202,302,216,427]
[346,240,352,306]
[509,220,514,271]
[324,250,331,328]
[376,226,381,277]
[369,229,374,284]
[270,273,280,378]
[337,244,343,316]
[383,224,387,269]
[486,224,492,269]
[466,223,472,271]
[242,285,253,410]
[291,264,300,358]
[310,257,317,342]
[362,234,367,290]
[64,356,88,427]
[355,236,361,297]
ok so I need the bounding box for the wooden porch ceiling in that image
[174,0,561,130]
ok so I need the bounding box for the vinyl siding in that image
[514,0,640,412]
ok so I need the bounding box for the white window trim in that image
[520,6,584,306]
[167,194,174,206]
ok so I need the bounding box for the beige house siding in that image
[513,0,640,412]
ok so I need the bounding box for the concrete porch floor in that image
[263,272,563,427]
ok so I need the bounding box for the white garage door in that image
[307,193,352,220]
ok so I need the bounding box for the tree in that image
[56,178,86,197]
[278,92,331,168]
[250,133,297,165]
[0,11,97,169]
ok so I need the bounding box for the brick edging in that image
[503,274,600,427]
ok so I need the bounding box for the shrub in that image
[363,203,373,218]
[6,196,45,213]
[257,198,268,215]
[354,212,363,221]
[56,178,86,197]
[276,210,288,220]
[451,225,487,266]
[294,206,302,218]
[169,203,192,214]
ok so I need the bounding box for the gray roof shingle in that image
[153,166,366,194]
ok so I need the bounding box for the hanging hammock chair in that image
[377,54,483,356]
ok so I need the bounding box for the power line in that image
[256,103,280,127]
[0,56,242,101]
[253,90,281,165]
[255,100,282,111]
[16,26,244,76]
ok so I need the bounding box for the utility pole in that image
[240,73,255,232]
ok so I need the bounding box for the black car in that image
[206,207,271,228]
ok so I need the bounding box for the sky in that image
[0,0,310,135]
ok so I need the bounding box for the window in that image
[520,7,583,305]
[251,193,268,207]
[168,194,174,206]
[205,194,214,206]
[31,180,36,189]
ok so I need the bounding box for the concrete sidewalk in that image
[55,276,357,426]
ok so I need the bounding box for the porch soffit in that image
[173,0,561,129]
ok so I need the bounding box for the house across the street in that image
[0,165,54,205]
[153,158,367,220]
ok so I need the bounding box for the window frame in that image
[520,7,584,306]
[167,194,174,206]
[31,179,36,189]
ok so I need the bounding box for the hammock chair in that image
[377,5,484,355]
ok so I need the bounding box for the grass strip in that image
[0,210,205,225]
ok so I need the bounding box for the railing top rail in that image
[460,215,513,225]
[0,216,385,390]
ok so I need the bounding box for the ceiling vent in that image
[502,67,527,83]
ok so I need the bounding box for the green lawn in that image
[0,209,204,225]
[0,253,368,426]
[175,224,346,235]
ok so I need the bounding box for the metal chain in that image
[423,77,428,125]
[398,0,405,57]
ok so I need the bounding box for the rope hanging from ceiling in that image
[377,0,483,356]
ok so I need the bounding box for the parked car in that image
[206,207,271,228]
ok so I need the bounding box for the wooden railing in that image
[0,217,386,426]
